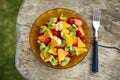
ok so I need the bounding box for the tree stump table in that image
[16,0,120,80]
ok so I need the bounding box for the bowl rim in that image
[29,8,91,69]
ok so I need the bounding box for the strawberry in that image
[73,19,82,27]
[76,30,82,38]
[44,37,51,45]
[67,19,74,25]
[76,26,85,38]
[80,37,86,43]
[66,53,71,57]
[51,29,61,38]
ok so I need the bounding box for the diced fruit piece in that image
[66,53,71,57]
[65,34,75,46]
[73,37,78,46]
[60,14,67,20]
[69,46,76,54]
[76,30,82,37]
[44,29,53,38]
[73,19,82,27]
[51,29,61,38]
[44,47,49,57]
[37,40,41,44]
[44,37,51,45]
[61,57,71,66]
[59,40,66,47]
[65,46,70,52]
[48,17,57,27]
[80,37,86,43]
[78,26,85,36]
[50,57,58,66]
[60,21,71,29]
[78,37,86,47]
[48,48,57,55]
[40,51,45,60]
[38,35,47,42]
[40,43,46,51]
[44,55,58,66]
[70,31,76,37]
[61,28,69,36]
[50,37,59,48]
[67,19,74,25]
[44,55,53,62]
[58,49,67,62]
[40,26,47,33]
[69,26,78,32]
[75,47,87,56]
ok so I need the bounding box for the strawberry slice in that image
[67,19,74,25]
[76,30,82,38]
[66,53,71,57]
[51,29,61,38]
[80,37,86,43]
[73,19,82,27]
[44,37,51,45]
[76,26,85,38]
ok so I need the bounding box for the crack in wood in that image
[98,44,120,52]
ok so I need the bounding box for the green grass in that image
[0,0,25,80]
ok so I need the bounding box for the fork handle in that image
[92,40,98,72]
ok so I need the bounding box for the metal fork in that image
[92,9,101,72]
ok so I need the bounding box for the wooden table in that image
[16,0,120,80]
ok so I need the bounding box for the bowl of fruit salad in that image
[30,8,91,69]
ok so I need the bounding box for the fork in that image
[92,9,101,72]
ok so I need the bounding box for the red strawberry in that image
[73,19,82,27]
[67,19,74,25]
[51,29,61,38]
[66,53,71,57]
[44,37,51,45]
[76,30,82,38]
[80,37,86,43]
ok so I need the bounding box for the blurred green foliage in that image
[0,0,25,80]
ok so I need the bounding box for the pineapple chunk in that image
[78,37,86,47]
[48,48,57,55]
[58,49,67,62]
[60,21,71,29]
[44,29,53,38]
[65,34,75,46]
[75,47,87,56]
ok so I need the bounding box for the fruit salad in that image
[37,14,87,66]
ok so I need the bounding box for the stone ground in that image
[16,0,120,80]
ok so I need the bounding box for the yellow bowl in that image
[29,8,91,69]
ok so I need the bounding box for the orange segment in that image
[44,29,53,38]
[65,34,75,46]
[48,48,57,55]
[50,37,59,48]
[60,21,71,29]
[78,37,86,47]
[61,28,69,36]
[75,47,87,56]
[58,49,67,62]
